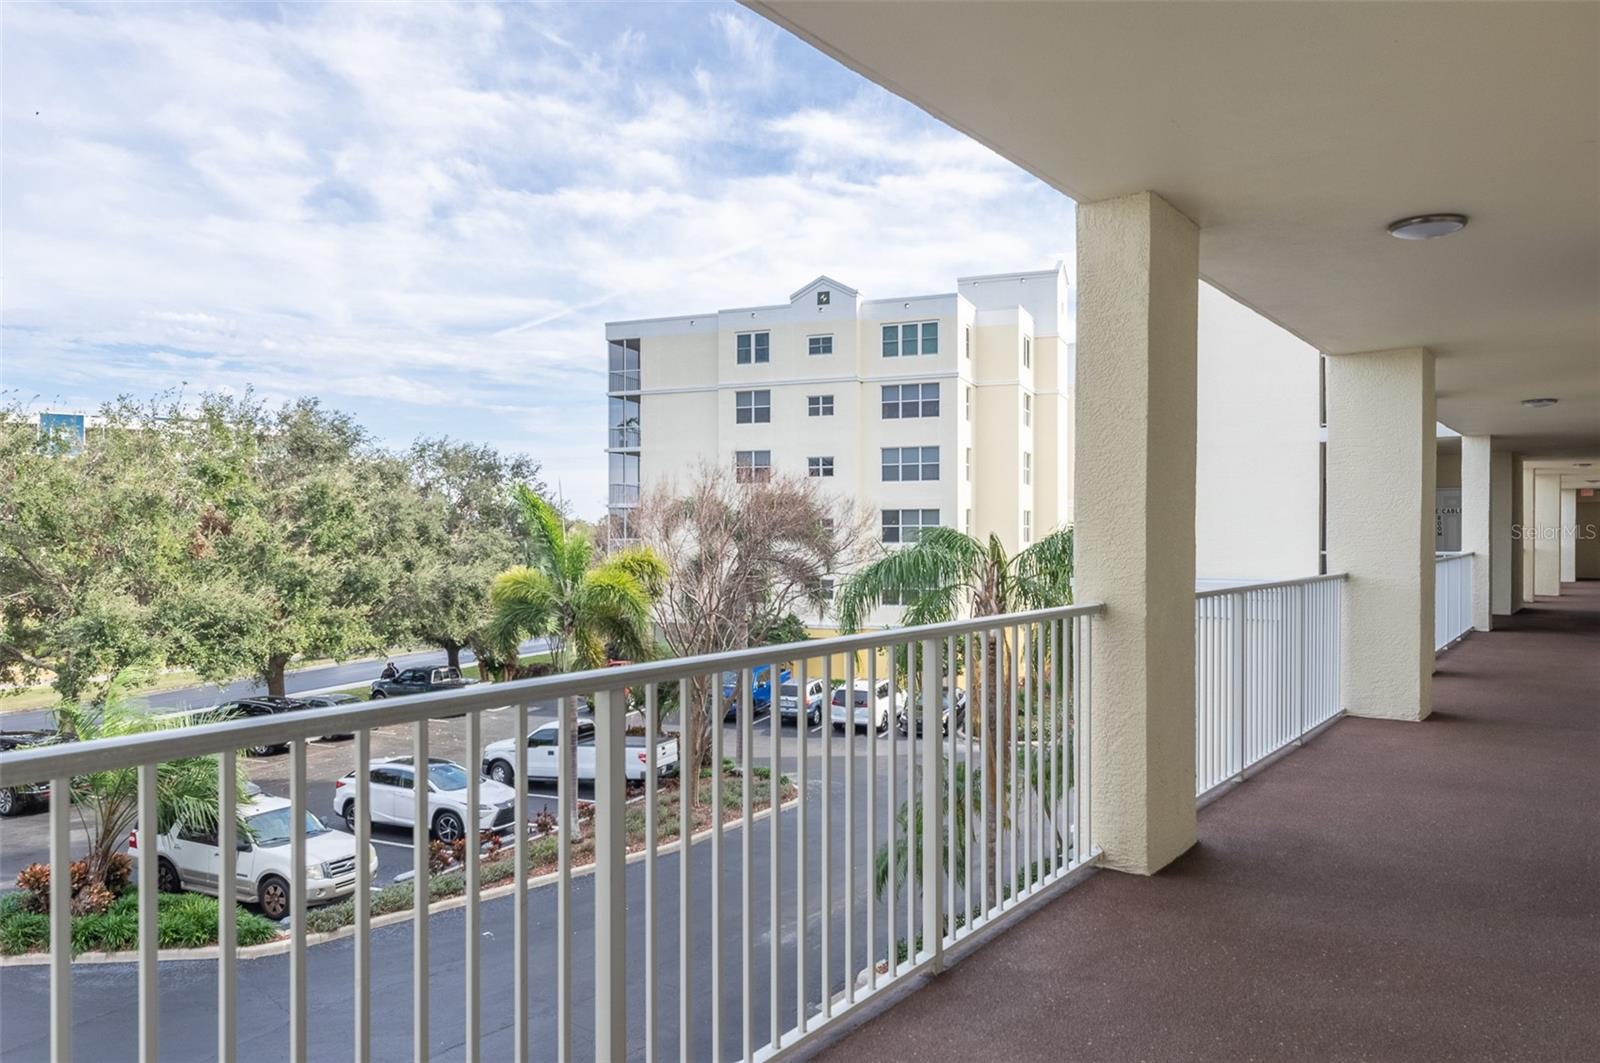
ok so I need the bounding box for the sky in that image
[1,1,1077,516]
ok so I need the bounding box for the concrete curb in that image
[0,791,799,968]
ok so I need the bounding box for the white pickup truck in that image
[481,718,679,787]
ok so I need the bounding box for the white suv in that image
[130,794,375,920]
[335,756,517,845]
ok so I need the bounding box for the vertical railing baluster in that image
[512,703,528,1063]
[819,655,831,1017]
[885,646,897,975]
[920,637,942,971]
[865,649,877,992]
[412,721,429,1063]
[842,649,855,1008]
[679,680,695,1063]
[945,634,956,936]
[217,750,236,1061]
[138,761,158,1063]
[793,662,807,1036]
[711,674,724,1062]
[647,684,660,1063]
[557,697,574,1063]
[49,772,71,1063]
[1007,626,1018,909]
[768,663,780,1052]
[963,631,974,925]
[906,642,917,949]
[290,738,308,1063]
[465,710,481,1063]
[595,688,627,1062]
[355,729,372,1063]
[739,668,754,1063]
[979,628,989,917]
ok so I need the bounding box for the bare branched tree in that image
[631,464,876,803]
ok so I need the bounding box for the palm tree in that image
[489,487,666,788]
[836,525,1073,908]
[58,691,252,889]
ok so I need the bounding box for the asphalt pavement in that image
[0,715,1009,1062]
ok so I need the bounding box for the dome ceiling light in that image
[1387,213,1469,240]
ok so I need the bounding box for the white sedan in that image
[334,757,518,845]
[830,680,905,732]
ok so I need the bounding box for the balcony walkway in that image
[813,581,1600,1062]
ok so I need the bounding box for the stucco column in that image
[1460,436,1507,630]
[1075,190,1198,876]
[1519,461,1535,605]
[1489,449,1514,617]
[1533,472,1562,596]
[1560,489,1578,583]
[1325,347,1434,721]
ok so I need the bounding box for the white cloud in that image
[0,2,1076,516]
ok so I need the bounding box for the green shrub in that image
[305,899,355,935]
[234,909,278,948]
[72,909,139,954]
[372,881,413,916]
[157,892,220,949]
[0,912,49,955]
[0,892,31,921]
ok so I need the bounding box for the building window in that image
[882,446,940,482]
[807,456,835,478]
[609,395,640,448]
[1023,336,1032,368]
[882,321,938,357]
[965,508,972,534]
[813,577,835,602]
[1023,509,1032,543]
[1023,451,1032,485]
[735,389,770,424]
[820,516,835,535]
[965,447,972,482]
[807,394,834,417]
[608,451,640,506]
[964,325,971,359]
[880,382,939,419]
[965,386,973,422]
[608,339,640,392]
[736,331,770,365]
[882,508,940,544]
[1023,394,1032,426]
[734,450,771,483]
[808,334,833,356]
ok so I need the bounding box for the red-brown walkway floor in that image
[812,581,1600,1062]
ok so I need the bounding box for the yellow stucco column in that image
[1075,191,1198,876]
[1533,472,1562,597]
[1326,346,1435,722]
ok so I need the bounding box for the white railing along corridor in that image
[1193,575,1346,798]
[1435,551,1475,652]
[0,603,1102,1063]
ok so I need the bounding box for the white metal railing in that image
[1193,575,1345,798]
[0,603,1101,1063]
[1435,551,1474,652]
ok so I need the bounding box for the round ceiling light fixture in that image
[1387,213,1469,240]
[1521,397,1559,409]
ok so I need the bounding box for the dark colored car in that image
[896,688,969,737]
[215,696,311,756]
[0,729,68,816]
[299,692,363,740]
[370,666,473,700]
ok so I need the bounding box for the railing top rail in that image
[1193,573,1348,599]
[0,601,1103,785]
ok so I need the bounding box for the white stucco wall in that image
[1194,282,1322,580]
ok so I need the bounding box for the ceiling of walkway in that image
[750,1,1600,457]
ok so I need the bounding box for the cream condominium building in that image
[606,267,1075,617]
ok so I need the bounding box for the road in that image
[0,716,1029,1062]
[0,640,549,732]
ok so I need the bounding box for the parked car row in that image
[482,719,679,787]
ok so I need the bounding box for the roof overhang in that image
[748,1,1600,458]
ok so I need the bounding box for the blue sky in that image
[1,2,1077,515]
